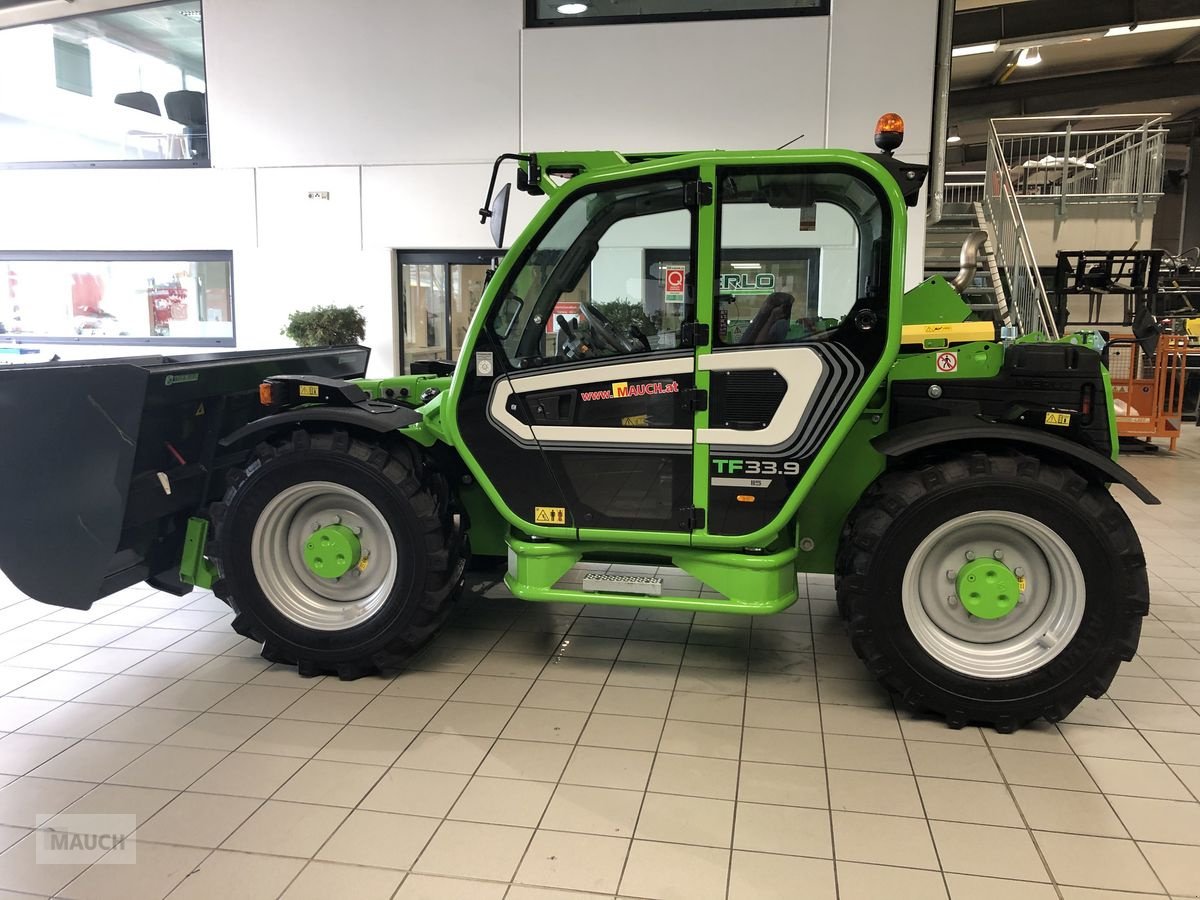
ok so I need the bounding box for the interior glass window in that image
[490,177,695,368]
[0,252,233,347]
[0,2,208,165]
[715,169,887,347]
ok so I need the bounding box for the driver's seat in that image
[739,292,794,345]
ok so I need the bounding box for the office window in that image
[527,0,828,28]
[0,2,209,166]
[0,252,234,346]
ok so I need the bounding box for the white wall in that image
[1022,202,1160,267]
[0,0,939,376]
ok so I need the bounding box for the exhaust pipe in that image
[949,230,989,293]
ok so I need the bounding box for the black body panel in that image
[891,343,1113,456]
[455,331,574,528]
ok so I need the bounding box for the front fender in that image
[872,416,1159,505]
[219,403,421,448]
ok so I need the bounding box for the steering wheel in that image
[578,302,639,353]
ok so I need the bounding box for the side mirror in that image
[489,183,511,248]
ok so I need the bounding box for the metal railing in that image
[983,123,1059,338]
[943,171,985,206]
[989,115,1167,216]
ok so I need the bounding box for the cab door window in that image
[488,176,697,369]
[714,169,887,348]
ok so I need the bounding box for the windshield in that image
[487,176,694,368]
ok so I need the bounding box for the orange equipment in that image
[1107,332,1187,450]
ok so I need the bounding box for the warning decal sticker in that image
[534,507,567,525]
[935,351,958,373]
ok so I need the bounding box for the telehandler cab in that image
[0,116,1156,732]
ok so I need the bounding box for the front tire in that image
[208,429,465,679]
[836,451,1148,732]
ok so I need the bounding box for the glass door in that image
[398,251,496,373]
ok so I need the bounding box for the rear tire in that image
[208,428,465,679]
[836,450,1148,732]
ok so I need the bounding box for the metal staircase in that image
[928,115,1167,340]
[924,201,1010,324]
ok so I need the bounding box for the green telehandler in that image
[0,116,1155,732]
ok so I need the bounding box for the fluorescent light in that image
[1106,17,1200,36]
[947,126,962,144]
[1017,46,1042,66]
[556,2,588,13]
[730,263,762,269]
[952,42,998,57]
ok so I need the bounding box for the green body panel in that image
[355,374,452,403]
[791,416,888,574]
[956,557,1020,619]
[1100,364,1119,460]
[901,276,974,325]
[179,517,218,590]
[505,534,798,615]
[891,341,1004,382]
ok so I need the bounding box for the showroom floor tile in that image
[2,444,1200,898]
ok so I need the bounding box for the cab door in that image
[456,171,709,536]
[697,164,895,537]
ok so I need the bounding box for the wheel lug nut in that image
[947,595,959,607]
[946,570,957,582]
[965,551,975,561]
[993,549,1004,560]
[1013,567,1024,578]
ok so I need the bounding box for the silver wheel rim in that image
[251,481,398,631]
[901,510,1085,680]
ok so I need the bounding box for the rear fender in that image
[873,416,1159,505]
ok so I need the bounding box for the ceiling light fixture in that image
[947,126,962,144]
[951,42,999,57]
[556,2,589,13]
[1017,46,1042,67]
[1106,17,1200,36]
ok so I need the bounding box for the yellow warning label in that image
[621,414,648,427]
[534,506,567,525]
[299,385,320,397]
[1044,412,1071,427]
[194,402,205,416]
[1017,575,1027,593]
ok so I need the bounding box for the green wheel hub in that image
[955,558,1020,619]
[302,524,361,579]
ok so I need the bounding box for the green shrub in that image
[282,305,366,347]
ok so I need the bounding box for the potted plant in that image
[282,305,366,347]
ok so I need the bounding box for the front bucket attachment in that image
[0,346,369,609]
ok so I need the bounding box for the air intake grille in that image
[708,370,786,429]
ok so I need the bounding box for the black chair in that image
[164,90,208,160]
[114,91,160,116]
[739,292,794,345]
